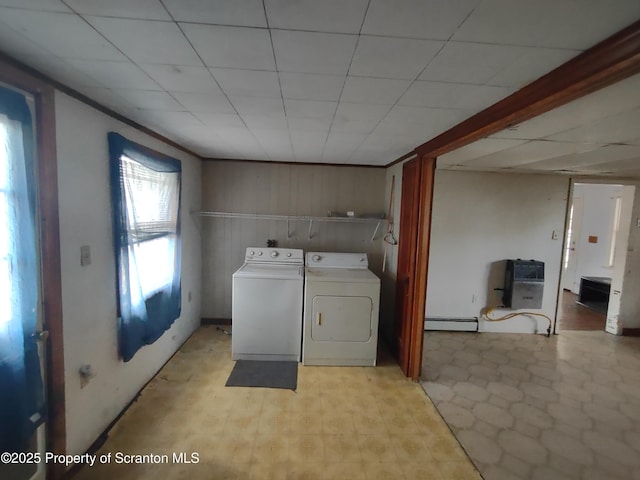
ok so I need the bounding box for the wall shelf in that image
[195,211,386,242]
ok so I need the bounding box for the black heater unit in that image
[503,259,544,309]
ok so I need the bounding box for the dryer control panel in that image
[306,252,368,269]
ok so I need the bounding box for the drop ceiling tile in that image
[279,72,345,101]
[419,41,527,84]
[72,86,135,115]
[171,91,235,113]
[362,0,480,40]
[438,137,529,167]
[265,0,368,34]
[469,140,600,169]
[453,0,640,50]
[0,0,69,12]
[0,9,125,61]
[340,77,411,105]
[68,60,161,90]
[252,129,292,152]
[330,118,378,135]
[228,96,284,117]
[0,22,54,58]
[114,89,186,111]
[547,109,640,145]
[398,81,514,110]
[376,105,471,138]
[350,36,443,80]
[323,132,368,160]
[241,114,288,131]
[272,30,357,75]
[284,99,337,120]
[164,0,267,27]
[21,55,105,88]
[334,102,390,122]
[290,130,326,156]
[139,64,222,93]
[210,68,280,98]
[181,24,274,70]
[488,47,580,88]
[289,117,331,134]
[518,144,640,171]
[86,17,201,65]
[194,113,245,128]
[64,0,170,20]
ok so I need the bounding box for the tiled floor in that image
[75,326,480,480]
[421,330,640,480]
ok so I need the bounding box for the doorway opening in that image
[557,181,635,333]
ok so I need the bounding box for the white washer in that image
[303,252,380,366]
[232,247,304,361]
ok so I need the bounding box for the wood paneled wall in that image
[201,161,386,319]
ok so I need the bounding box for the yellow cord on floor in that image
[481,307,552,336]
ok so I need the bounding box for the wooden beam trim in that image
[415,18,640,159]
[407,155,437,380]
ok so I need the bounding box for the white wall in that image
[569,183,622,289]
[201,161,386,319]
[425,170,568,334]
[55,92,202,455]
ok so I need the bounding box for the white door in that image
[0,91,46,480]
[562,196,584,293]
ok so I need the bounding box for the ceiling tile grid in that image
[0,1,638,172]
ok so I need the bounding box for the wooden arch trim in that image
[415,18,640,159]
[396,19,640,381]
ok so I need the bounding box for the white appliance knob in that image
[271,251,279,258]
[313,255,322,262]
[258,251,263,256]
[287,252,292,257]
[249,251,255,256]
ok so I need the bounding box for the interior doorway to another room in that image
[558,182,635,333]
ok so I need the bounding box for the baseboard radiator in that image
[424,317,479,332]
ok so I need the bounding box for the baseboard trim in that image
[201,317,232,325]
[622,328,640,337]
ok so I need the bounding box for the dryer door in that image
[311,296,372,342]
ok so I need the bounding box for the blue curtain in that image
[0,86,44,452]
[108,132,182,362]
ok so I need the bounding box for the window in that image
[108,133,182,362]
[608,196,622,267]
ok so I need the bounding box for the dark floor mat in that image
[225,360,298,390]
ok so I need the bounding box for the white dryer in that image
[303,252,380,366]
[232,247,304,361]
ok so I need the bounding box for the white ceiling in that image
[0,0,639,171]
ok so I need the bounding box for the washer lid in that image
[234,263,303,280]
[305,267,379,284]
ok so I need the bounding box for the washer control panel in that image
[245,247,303,264]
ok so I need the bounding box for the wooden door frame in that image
[0,55,66,480]
[393,18,640,381]
[404,156,436,380]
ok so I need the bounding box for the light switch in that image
[80,245,91,266]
